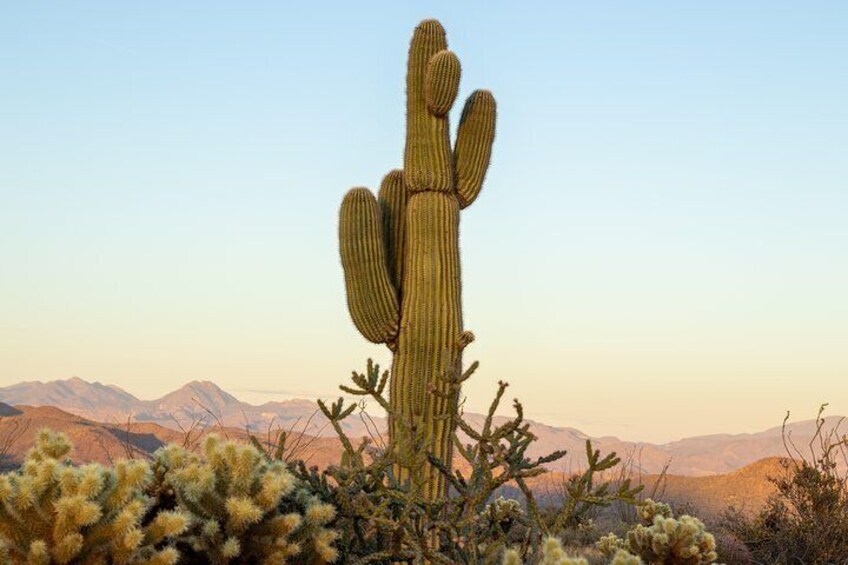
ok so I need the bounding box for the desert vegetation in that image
[1,16,842,565]
[0,362,726,564]
[719,405,848,564]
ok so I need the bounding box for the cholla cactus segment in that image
[506,536,646,565]
[636,499,673,524]
[609,549,644,565]
[597,533,629,556]
[480,496,524,532]
[502,536,589,565]
[0,429,187,565]
[153,435,338,564]
[502,548,523,565]
[539,536,588,565]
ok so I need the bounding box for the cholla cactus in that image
[311,361,572,563]
[625,514,719,565]
[597,533,629,556]
[502,537,587,565]
[0,429,188,565]
[480,497,524,534]
[597,500,721,565]
[153,435,338,565]
[503,536,642,565]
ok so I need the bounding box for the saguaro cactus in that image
[339,19,496,499]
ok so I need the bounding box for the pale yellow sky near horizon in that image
[3,289,845,445]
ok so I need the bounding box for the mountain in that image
[0,403,786,519]
[0,404,347,472]
[0,377,138,422]
[0,378,376,439]
[0,377,841,477]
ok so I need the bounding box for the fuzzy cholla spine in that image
[502,536,642,565]
[597,499,722,565]
[0,429,188,565]
[153,435,338,564]
[480,496,524,533]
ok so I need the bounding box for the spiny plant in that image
[540,443,643,535]
[150,435,338,565]
[502,537,586,565]
[315,360,558,563]
[720,404,848,564]
[502,536,642,565]
[260,359,638,564]
[0,429,188,565]
[596,499,721,565]
[338,18,496,500]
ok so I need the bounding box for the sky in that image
[1,2,846,443]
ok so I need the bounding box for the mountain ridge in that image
[0,377,841,476]
[0,402,789,519]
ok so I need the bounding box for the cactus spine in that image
[339,19,496,500]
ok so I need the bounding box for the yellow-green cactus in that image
[625,514,719,565]
[339,19,497,500]
[152,435,338,565]
[597,500,721,565]
[0,430,188,565]
[502,537,585,565]
[502,536,643,565]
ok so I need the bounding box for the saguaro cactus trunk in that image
[339,19,496,500]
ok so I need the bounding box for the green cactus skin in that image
[339,19,496,500]
[339,188,399,344]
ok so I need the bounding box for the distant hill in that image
[0,404,346,472]
[0,402,799,519]
[1,377,842,477]
[0,402,22,417]
[0,378,373,440]
[0,377,138,421]
[654,456,786,519]
[510,456,786,521]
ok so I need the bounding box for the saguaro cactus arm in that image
[377,169,407,290]
[425,50,461,116]
[339,188,399,344]
[454,90,497,208]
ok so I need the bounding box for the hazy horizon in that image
[2,2,846,443]
[1,374,840,447]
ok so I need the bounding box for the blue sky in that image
[1,2,846,442]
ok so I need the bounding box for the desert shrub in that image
[0,429,188,565]
[709,531,752,565]
[721,405,848,564]
[150,434,338,564]
[540,443,643,536]
[255,359,639,564]
[596,499,721,565]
